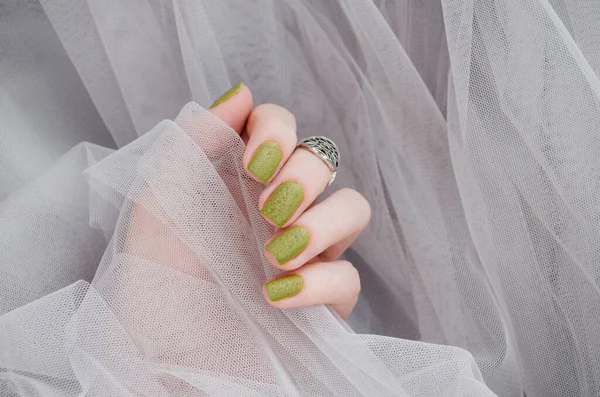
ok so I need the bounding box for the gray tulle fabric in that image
[1,0,599,396]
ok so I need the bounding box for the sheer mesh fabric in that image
[1,0,600,396]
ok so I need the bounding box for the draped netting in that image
[1,0,599,396]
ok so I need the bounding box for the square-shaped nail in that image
[264,274,304,301]
[261,182,304,227]
[266,226,310,265]
[248,141,283,183]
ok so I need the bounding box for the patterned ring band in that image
[296,136,340,186]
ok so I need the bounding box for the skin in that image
[125,83,369,320]
[210,84,370,320]
[113,83,369,377]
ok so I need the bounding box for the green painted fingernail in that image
[209,82,243,109]
[248,141,283,183]
[261,182,304,227]
[264,274,304,301]
[266,227,310,265]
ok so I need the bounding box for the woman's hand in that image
[210,83,370,319]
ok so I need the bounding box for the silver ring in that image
[297,136,340,186]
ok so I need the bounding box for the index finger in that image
[243,104,298,184]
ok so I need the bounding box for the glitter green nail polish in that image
[264,274,304,301]
[266,227,310,265]
[248,141,283,183]
[209,82,243,109]
[261,182,304,227]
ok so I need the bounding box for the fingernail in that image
[209,82,244,109]
[264,274,304,301]
[266,227,310,265]
[248,141,283,183]
[261,182,304,227]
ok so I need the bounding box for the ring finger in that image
[263,188,371,270]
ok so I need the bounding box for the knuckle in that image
[252,103,296,127]
[342,261,361,297]
[338,188,372,221]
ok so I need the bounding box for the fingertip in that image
[263,284,286,307]
[245,141,284,184]
[262,285,274,304]
[259,180,306,229]
[208,83,253,134]
[263,246,281,268]
[263,273,304,304]
[242,104,298,184]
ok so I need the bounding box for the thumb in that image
[208,82,253,134]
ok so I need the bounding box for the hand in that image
[210,83,370,319]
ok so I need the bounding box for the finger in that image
[264,188,370,270]
[208,82,253,134]
[259,147,332,228]
[242,104,297,184]
[263,260,360,320]
[177,83,252,159]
